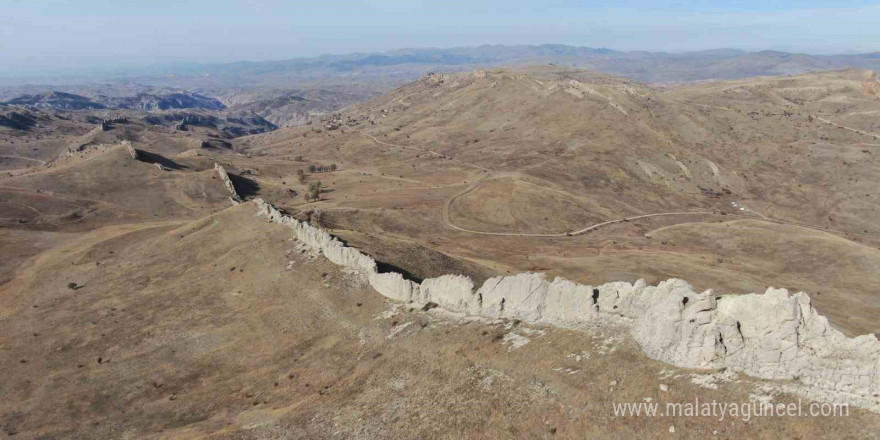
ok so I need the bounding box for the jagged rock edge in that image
[253,198,880,411]
[215,163,242,204]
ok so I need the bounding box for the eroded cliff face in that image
[253,198,880,410]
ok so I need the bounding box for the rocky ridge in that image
[2,91,106,110]
[123,140,138,160]
[215,163,242,203]
[254,198,880,411]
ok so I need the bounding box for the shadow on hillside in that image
[229,174,261,199]
[331,234,422,283]
[376,260,424,284]
[135,150,188,170]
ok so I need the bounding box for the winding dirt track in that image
[0,155,45,165]
[356,129,725,236]
[813,115,880,140]
[352,128,878,241]
[357,131,491,172]
[439,172,718,237]
[679,101,880,140]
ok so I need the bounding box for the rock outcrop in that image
[123,140,138,160]
[369,272,420,303]
[214,163,242,203]
[101,116,127,131]
[637,287,880,392]
[253,198,880,409]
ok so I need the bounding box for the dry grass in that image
[2,67,880,438]
[1,205,878,438]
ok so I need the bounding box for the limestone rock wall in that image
[419,275,478,314]
[253,198,880,406]
[214,163,242,203]
[369,272,420,303]
[123,140,138,160]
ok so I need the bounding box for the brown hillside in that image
[229,67,880,336]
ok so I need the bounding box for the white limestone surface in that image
[214,163,242,203]
[252,198,880,410]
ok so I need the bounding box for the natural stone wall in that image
[631,285,880,397]
[123,140,138,160]
[253,198,880,408]
[419,274,477,314]
[369,272,420,303]
[214,163,242,204]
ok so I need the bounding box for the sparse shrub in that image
[330,163,337,171]
[306,180,322,201]
[308,165,316,173]
[67,282,77,290]
[297,169,306,183]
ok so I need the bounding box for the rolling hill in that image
[3,65,880,438]
[228,67,880,336]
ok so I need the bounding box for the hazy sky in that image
[2,0,879,76]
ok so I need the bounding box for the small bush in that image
[307,180,322,201]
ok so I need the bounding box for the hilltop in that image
[229,67,880,336]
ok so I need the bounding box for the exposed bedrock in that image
[369,272,420,303]
[635,286,880,395]
[252,198,880,407]
[214,163,242,203]
[123,140,138,160]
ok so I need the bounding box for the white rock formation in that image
[123,140,138,160]
[214,163,242,203]
[419,274,478,313]
[543,277,599,326]
[252,198,880,410]
[369,272,420,303]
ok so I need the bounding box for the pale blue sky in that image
[2,0,879,76]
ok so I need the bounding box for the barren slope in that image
[228,67,880,336]
[2,204,878,439]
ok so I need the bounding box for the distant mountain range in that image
[5,45,880,91]
[79,44,880,87]
[3,91,108,110]
[1,90,225,112]
[3,44,879,129]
